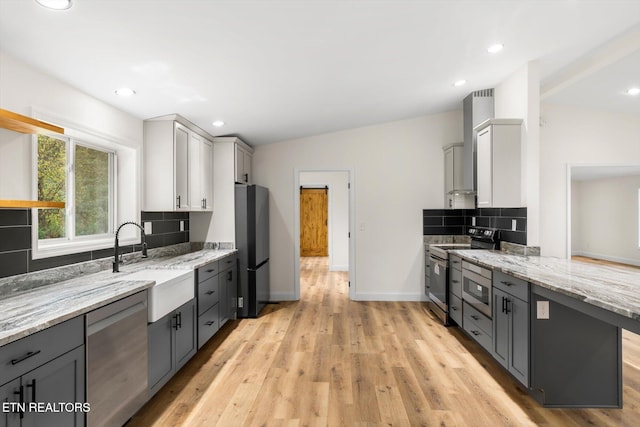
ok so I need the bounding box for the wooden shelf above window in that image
[0,109,64,135]
[0,200,65,209]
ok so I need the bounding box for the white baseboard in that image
[353,292,429,302]
[269,292,298,301]
[329,264,349,272]
[572,251,640,267]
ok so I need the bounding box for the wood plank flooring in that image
[128,257,640,426]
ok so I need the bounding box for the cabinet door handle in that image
[26,379,36,402]
[14,386,24,418]
[227,271,232,281]
[11,350,41,365]
[505,298,511,314]
[205,321,215,326]
[501,296,506,313]
[177,312,182,329]
[206,290,215,295]
[244,173,248,182]
[176,195,181,209]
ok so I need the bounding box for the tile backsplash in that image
[0,209,189,279]
[423,207,527,246]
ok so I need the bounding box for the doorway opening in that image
[294,169,354,300]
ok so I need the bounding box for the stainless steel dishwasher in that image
[86,290,148,427]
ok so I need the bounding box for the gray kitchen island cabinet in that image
[0,317,85,427]
[148,298,197,398]
[492,271,530,387]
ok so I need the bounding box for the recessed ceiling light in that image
[487,44,504,54]
[35,0,72,10]
[212,120,225,127]
[453,80,467,87]
[627,87,640,96]
[115,88,136,97]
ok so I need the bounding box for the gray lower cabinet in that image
[197,254,237,349]
[0,317,85,427]
[219,262,238,327]
[492,287,529,387]
[148,298,197,397]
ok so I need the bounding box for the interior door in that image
[300,188,328,257]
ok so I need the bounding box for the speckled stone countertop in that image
[450,250,640,321]
[0,248,236,347]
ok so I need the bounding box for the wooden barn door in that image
[300,187,328,257]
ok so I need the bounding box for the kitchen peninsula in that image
[451,249,640,408]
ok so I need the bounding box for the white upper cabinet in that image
[235,143,253,184]
[474,119,524,208]
[144,115,214,212]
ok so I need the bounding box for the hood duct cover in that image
[463,89,494,192]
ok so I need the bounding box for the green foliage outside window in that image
[37,135,112,240]
[37,135,66,239]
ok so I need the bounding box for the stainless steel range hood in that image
[462,89,494,192]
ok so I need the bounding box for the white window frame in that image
[31,115,141,260]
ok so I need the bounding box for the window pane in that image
[37,135,66,239]
[75,145,110,236]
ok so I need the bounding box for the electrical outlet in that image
[180,220,184,232]
[238,297,244,308]
[537,301,550,319]
[511,219,517,231]
[144,222,152,235]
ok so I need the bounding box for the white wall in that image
[571,176,640,266]
[0,52,143,242]
[494,60,540,246]
[253,111,462,301]
[299,171,349,271]
[539,103,640,257]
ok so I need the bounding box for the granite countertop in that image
[0,248,236,347]
[450,250,640,321]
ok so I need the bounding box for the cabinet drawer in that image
[0,316,84,385]
[449,267,462,298]
[198,261,219,283]
[462,314,492,353]
[449,293,463,326]
[449,254,462,271]
[218,254,237,272]
[463,301,492,337]
[494,271,529,302]
[198,276,219,315]
[198,304,219,349]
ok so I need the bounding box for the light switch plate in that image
[144,222,152,235]
[537,300,550,319]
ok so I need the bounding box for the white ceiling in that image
[0,0,639,145]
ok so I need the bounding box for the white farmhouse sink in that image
[121,269,194,322]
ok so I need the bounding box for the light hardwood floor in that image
[129,257,640,426]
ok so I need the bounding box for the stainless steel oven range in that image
[428,227,498,325]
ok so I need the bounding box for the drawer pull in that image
[205,321,215,326]
[11,350,41,365]
[451,280,459,283]
[206,269,215,273]
[206,290,215,295]
[500,281,513,287]
[470,330,480,336]
[451,306,458,311]
[470,315,479,321]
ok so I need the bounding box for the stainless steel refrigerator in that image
[235,184,270,318]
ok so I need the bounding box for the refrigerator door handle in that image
[248,258,269,271]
